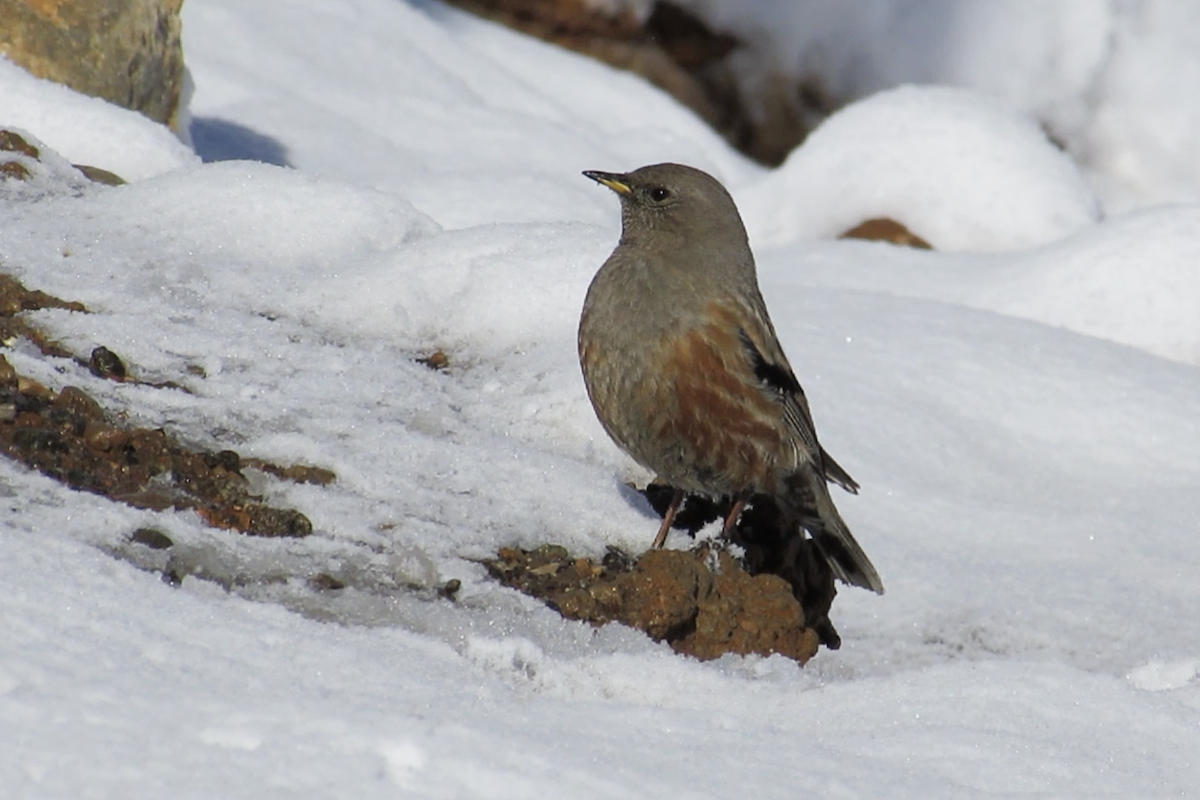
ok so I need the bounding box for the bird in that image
[578,162,884,594]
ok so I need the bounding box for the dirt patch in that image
[485,478,850,663]
[0,273,88,357]
[0,273,325,537]
[484,524,842,664]
[640,484,843,648]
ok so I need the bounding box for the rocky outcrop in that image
[0,0,186,130]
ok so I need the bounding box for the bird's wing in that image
[818,447,860,494]
[733,302,859,494]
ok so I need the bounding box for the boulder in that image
[0,0,186,130]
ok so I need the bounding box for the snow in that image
[0,57,198,182]
[181,0,753,230]
[677,0,1200,212]
[740,84,1101,252]
[2,0,1199,796]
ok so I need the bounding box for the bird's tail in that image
[780,466,884,594]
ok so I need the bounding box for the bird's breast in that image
[579,297,788,497]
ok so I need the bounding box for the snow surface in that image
[739,84,1101,252]
[0,58,198,182]
[678,0,1200,213]
[2,0,1199,796]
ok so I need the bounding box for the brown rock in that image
[0,161,32,181]
[641,483,842,649]
[0,269,88,315]
[0,131,36,181]
[483,544,822,664]
[73,164,126,186]
[83,422,127,453]
[840,218,933,249]
[417,350,450,371]
[15,376,49,398]
[53,385,105,420]
[242,458,337,486]
[618,548,709,640]
[0,354,17,389]
[88,346,128,381]
[0,129,39,159]
[0,0,186,129]
[679,553,818,662]
[130,527,174,550]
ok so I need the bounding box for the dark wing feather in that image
[736,326,858,494]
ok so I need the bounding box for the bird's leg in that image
[720,494,748,538]
[651,488,686,549]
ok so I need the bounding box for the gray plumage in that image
[578,163,883,594]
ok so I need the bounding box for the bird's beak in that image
[583,170,631,195]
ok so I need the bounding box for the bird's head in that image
[583,163,748,248]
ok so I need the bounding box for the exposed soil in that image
[0,273,320,537]
[640,484,843,649]
[485,542,823,664]
[485,483,846,664]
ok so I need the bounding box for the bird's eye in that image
[649,187,671,202]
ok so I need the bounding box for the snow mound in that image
[0,56,198,181]
[741,84,1101,252]
[95,160,440,268]
[998,205,1200,364]
[764,204,1200,366]
[181,0,758,231]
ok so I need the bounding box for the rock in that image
[641,483,842,648]
[841,218,934,249]
[619,548,710,641]
[130,527,174,550]
[0,271,88,316]
[0,354,17,389]
[53,385,105,420]
[0,129,38,159]
[417,350,450,371]
[73,164,126,186]
[0,161,32,181]
[309,573,347,591]
[88,346,128,381]
[680,552,818,662]
[0,0,186,130]
[484,544,822,664]
[0,129,38,181]
[242,457,338,486]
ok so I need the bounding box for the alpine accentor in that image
[578,163,883,594]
